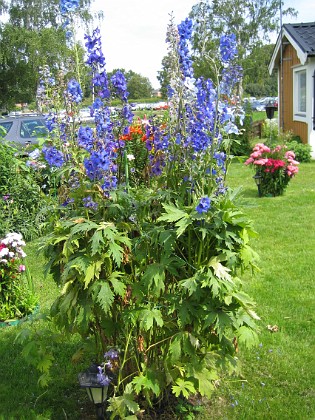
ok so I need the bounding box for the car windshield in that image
[0,121,13,137]
[20,119,47,138]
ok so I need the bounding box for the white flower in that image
[127,154,135,161]
[0,247,9,257]
[224,121,239,135]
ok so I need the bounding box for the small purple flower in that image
[196,196,211,214]
[43,147,64,167]
[111,71,129,102]
[60,0,79,14]
[82,196,98,210]
[96,366,111,386]
[77,126,94,151]
[104,349,119,360]
[67,78,83,103]
[220,33,237,63]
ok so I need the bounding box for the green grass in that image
[197,160,315,419]
[0,161,314,419]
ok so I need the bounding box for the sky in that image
[89,0,315,89]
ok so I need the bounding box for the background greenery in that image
[0,160,314,419]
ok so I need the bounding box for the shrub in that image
[262,118,278,142]
[19,11,260,419]
[0,143,47,240]
[286,140,312,163]
[229,107,252,156]
[0,232,38,321]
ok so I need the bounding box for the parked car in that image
[0,115,48,148]
[79,107,94,123]
[250,100,266,112]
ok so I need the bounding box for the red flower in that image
[264,158,285,173]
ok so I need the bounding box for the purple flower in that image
[60,0,79,14]
[196,196,211,214]
[177,18,194,78]
[43,147,64,167]
[111,71,129,102]
[78,126,94,151]
[45,113,57,132]
[104,349,119,360]
[84,150,111,180]
[96,366,111,386]
[67,79,83,103]
[220,33,237,64]
[82,196,98,210]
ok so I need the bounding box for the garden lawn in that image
[198,160,315,420]
[0,161,314,419]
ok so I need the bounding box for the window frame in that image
[293,67,307,121]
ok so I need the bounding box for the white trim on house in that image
[307,60,315,159]
[293,66,307,122]
[269,28,309,75]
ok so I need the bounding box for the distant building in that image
[269,22,315,158]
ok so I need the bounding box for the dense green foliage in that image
[243,44,278,97]
[0,0,93,109]
[285,140,312,163]
[11,16,262,418]
[0,143,47,239]
[1,162,314,419]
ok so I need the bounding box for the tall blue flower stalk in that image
[154,17,243,202]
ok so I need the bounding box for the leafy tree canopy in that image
[0,0,93,109]
[158,0,296,96]
[107,69,153,100]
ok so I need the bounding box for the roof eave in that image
[268,27,309,74]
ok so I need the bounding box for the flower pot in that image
[0,305,39,328]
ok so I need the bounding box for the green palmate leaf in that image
[97,282,114,314]
[90,229,105,256]
[172,378,196,398]
[168,334,182,363]
[175,214,192,237]
[69,219,98,236]
[215,311,233,339]
[109,272,126,297]
[237,325,259,348]
[107,384,140,416]
[59,285,78,316]
[232,291,256,308]
[36,352,55,373]
[142,263,165,295]
[208,256,232,282]
[107,241,126,267]
[192,368,216,398]
[158,229,176,253]
[62,255,90,281]
[180,276,198,295]
[157,203,188,223]
[38,372,51,388]
[240,243,260,267]
[84,260,102,288]
[132,373,160,395]
[203,311,217,330]
[139,308,164,331]
[75,300,93,331]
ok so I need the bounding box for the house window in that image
[294,69,306,116]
